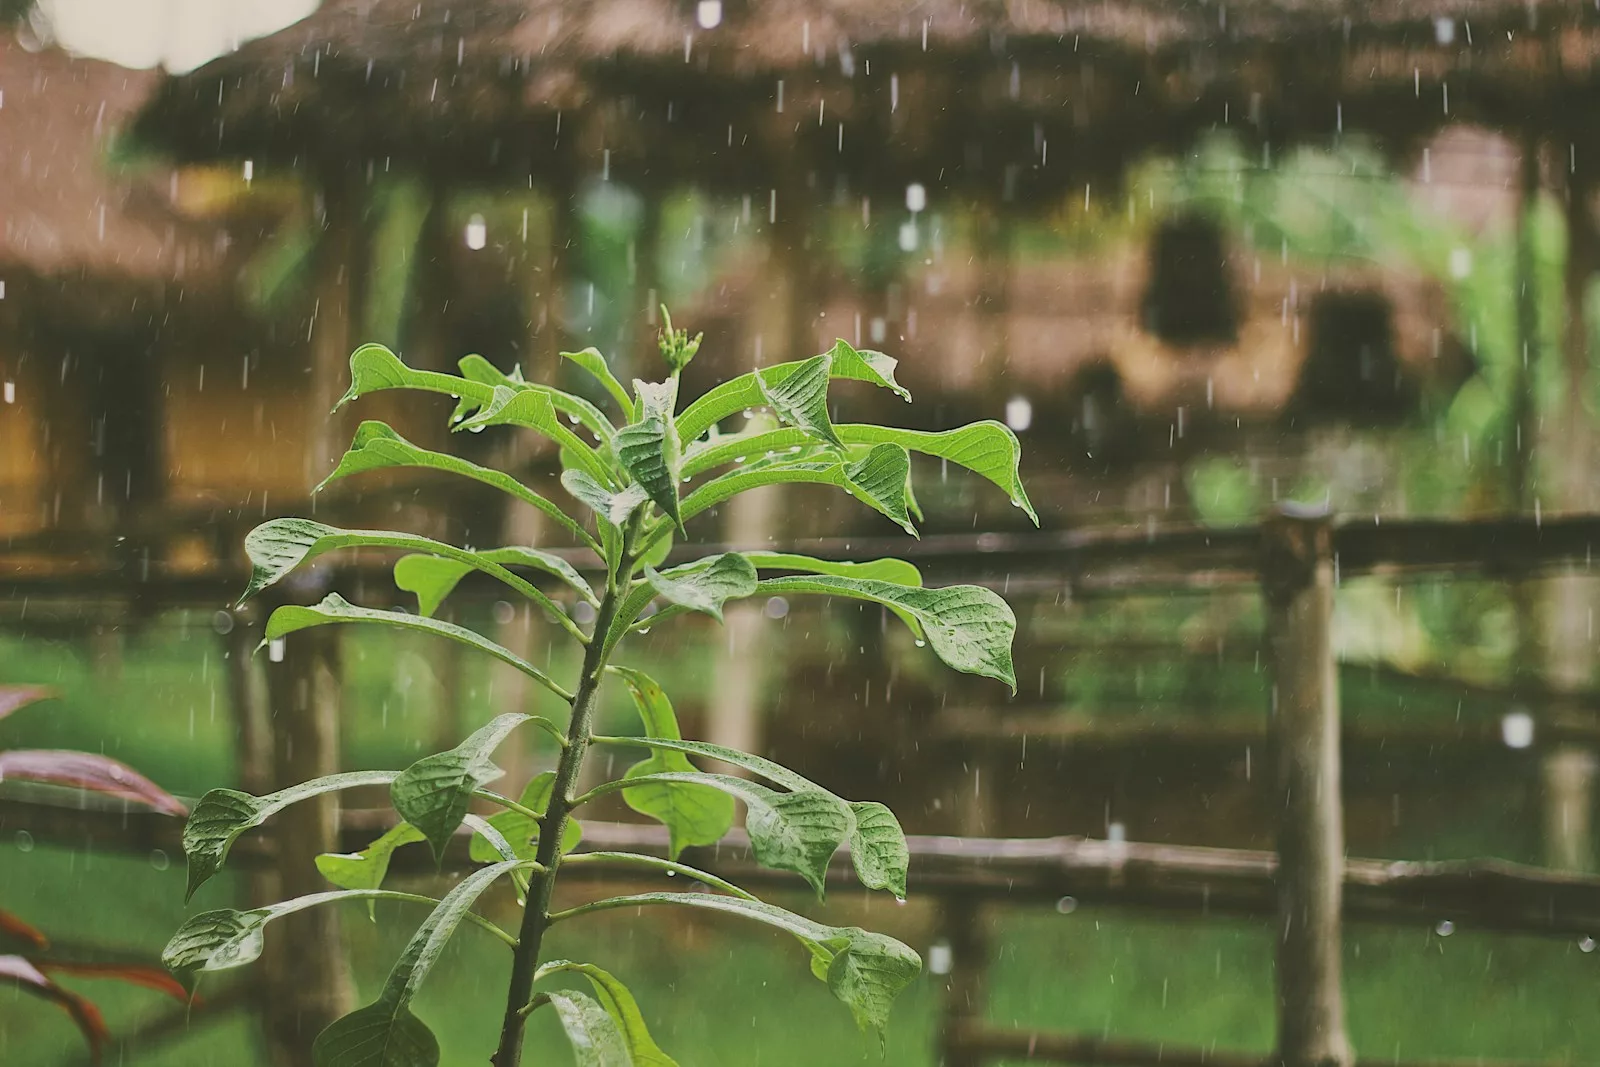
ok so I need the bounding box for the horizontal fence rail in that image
[5,797,1600,940]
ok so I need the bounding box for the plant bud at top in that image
[657,305,702,372]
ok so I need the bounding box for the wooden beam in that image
[1262,508,1351,1066]
[10,801,1600,939]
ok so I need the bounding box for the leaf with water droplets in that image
[847,802,909,901]
[643,553,757,623]
[755,577,1017,691]
[391,714,534,862]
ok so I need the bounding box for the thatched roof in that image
[129,0,1600,201]
[0,36,227,294]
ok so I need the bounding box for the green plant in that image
[160,316,1033,1066]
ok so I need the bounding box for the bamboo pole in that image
[1261,507,1351,1067]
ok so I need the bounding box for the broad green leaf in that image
[756,577,1017,692]
[316,823,425,916]
[602,772,848,896]
[642,553,757,623]
[564,347,635,419]
[313,861,522,1067]
[454,385,615,487]
[842,421,1037,524]
[676,339,910,444]
[459,353,615,444]
[264,594,573,701]
[391,714,531,861]
[679,445,915,535]
[615,379,683,530]
[757,353,842,448]
[468,771,584,864]
[683,420,1034,524]
[316,421,597,550]
[548,892,920,1039]
[313,1001,438,1067]
[847,802,909,902]
[608,668,735,858]
[545,990,632,1067]
[163,887,511,993]
[394,548,596,618]
[538,962,676,1067]
[240,520,566,627]
[743,552,922,587]
[824,928,925,1042]
[337,343,493,415]
[563,469,650,527]
[183,771,397,900]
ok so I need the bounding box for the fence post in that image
[1261,505,1352,1067]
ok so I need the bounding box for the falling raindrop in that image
[149,849,171,871]
[1055,896,1079,914]
[211,610,235,635]
[764,596,789,619]
[267,638,286,663]
[1581,937,1596,953]
[1435,920,1455,937]
[573,602,597,625]
[492,601,516,625]
[696,0,723,29]
[2,381,13,404]
[14,831,34,852]
[243,159,254,183]
[898,220,918,251]
[927,939,953,975]
[905,182,926,213]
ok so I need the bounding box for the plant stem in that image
[488,530,634,1066]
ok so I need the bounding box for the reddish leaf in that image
[0,751,188,817]
[0,908,50,952]
[37,959,194,1005]
[0,954,109,1063]
[0,685,54,723]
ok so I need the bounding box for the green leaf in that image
[642,553,757,623]
[467,771,584,864]
[548,892,920,1039]
[592,735,810,793]
[676,339,910,444]
[562,469,650,528]
[564,348,635,419]
[183,771,397,900]
[459,354,615,444]
[391,714,532,862]
[607,668,735,859]
[264,594,573,702]
[313,860,521,1067]
[683,420,1034,524]
[394,547,597,618]
[757,353,843,448]
[312,1001,439,1067]
[316,421,597,550]
[824,928,925,1042]
[545,990,633,1067]
[337,343,494,416]
[847,802,909,902]
[743,552,922,587]
[615,379,683,530]
[679,445,915,535]
[842,421,1037,524]
[538,962,677,1067]
[455,385,615,487]
[756,577,1018,692]
[241,520,571,630]
[316,823,426,916]
[603,772,848,896]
